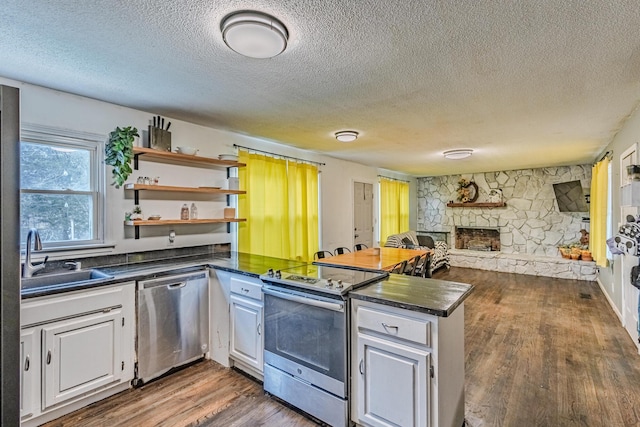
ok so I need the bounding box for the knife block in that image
[147,126,172,152]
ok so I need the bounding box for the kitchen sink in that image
[21,269,114,290]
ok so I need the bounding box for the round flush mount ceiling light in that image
[443,149,473,160]
[335,131,359,142]
[221,11,288,59]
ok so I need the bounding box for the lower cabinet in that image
[42,310,124,409]
[20,282,135,426]
[351,300,465,427]
[357,334,431,427]
[228,275,264,377]
[20,329,37,420]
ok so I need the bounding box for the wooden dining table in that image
[313,247,429,271]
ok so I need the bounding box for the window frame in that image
[20,123,106,250]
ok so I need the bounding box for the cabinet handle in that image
[359,359,364,375]
[242,288,250,293]
[24,355,30,372]
[257,323,261,336]
[381,322,399,332]
[46,350,52,365]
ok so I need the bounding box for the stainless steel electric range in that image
[260,265,388,427]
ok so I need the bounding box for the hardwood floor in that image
[437,267,640,427]
[42,267,640,427]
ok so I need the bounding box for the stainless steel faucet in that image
[23,228,47,278]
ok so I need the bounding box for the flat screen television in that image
[553,180,589,212]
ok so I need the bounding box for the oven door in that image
[262,284,347,397]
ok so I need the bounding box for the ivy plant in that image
[105,126,139,188]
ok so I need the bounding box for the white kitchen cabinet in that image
[352,300,465,427]
[42,309,124,409]
[357,333,431,427]
[20,329,37,420]
[228,275,264,378]
[21,282,135,427]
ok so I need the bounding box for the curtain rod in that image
[233,144,325,166]
[597,150,612,163]
[378,175,410,183]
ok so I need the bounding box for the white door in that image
[229,294,263,372]
[622,254,640,348]
[20,329,37,420]
[354,182,374,249]
[357,333,430,427]
[620,143,639,350]
[42,310,123,409]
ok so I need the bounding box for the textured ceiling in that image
[2,1,640,176]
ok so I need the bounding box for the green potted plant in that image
[105,126,139,188]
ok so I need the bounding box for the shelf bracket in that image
[134,190,139,205]
[134,154,140,170]
[135,226,140,240]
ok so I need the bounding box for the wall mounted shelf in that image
[125,218,246,239]
[132,147,245,169]
[446,202,507,208]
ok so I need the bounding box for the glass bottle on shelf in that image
[190,203,198,219]
[181,204,189,220]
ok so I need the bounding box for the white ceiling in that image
[2,1,640,176]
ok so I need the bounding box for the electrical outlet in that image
[168,230,175,245]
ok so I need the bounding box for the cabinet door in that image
[42,310,123,409]
[20,329,37,420]
[357,333,431,427]
[229,294,263,372]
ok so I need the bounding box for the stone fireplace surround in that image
[417,165,596,281]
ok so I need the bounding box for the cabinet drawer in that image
[358,306,431,346]
[230,276,262,301]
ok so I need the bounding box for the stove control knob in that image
[326,278,333,287]
[275,270,281,279]
[336,280,344,289]
[267,269,274,277]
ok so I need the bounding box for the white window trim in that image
[20,123,106,250]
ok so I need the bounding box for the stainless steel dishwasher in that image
[136,270,209,385]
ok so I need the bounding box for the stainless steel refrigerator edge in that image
[1,85,21,425]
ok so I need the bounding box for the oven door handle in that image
[262,287,345,312]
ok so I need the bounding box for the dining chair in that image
[334,247,352,255]
[314,250,334,260]
[354,243,368,251]
[404,255,421,275]
[412,253,432,278]
[390,260,407,274]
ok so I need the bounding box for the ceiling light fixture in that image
[221,11,288,59]
[443,149,473,160]
[335,131,359,142]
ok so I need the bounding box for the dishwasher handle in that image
[167,282,187,289]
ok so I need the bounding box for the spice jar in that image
[180,204,189,220]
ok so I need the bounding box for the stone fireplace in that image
[455,227,501,251]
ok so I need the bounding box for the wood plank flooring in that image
[42,267,640,427]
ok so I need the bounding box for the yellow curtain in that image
[590,157,609,267]
[379,178,410,245]
[238,150,318,262]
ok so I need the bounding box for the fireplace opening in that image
[455,227,500,251]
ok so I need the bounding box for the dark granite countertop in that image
[350,273,474,317]
[21,252,306,299]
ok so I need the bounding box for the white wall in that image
[596,104,640,316]
[3,77,415,260]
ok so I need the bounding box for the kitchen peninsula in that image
[20,250,472,427]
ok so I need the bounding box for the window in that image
[379,177,409,245]
[20,125,105,249]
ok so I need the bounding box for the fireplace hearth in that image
[455,227,500,251]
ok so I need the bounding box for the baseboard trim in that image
[596,276,622,323]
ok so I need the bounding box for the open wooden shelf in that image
[446,202,507,208]
[124,183,245,195]
[125,218,246,226]
[133,147,245,168]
